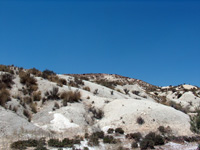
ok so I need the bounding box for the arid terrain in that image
[0,65,200,150]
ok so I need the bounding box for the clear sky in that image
[0,0,200,87]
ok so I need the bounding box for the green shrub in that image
[190,111,200,133]
[140,138,154,150]
[154,135,165,145]
[131,141,138,148]
[11,139,41,149]
[83,147,89,150]
[103,135,116,144]
[140,132,164,149]
[107,128,114,134]
[137,117,145,125]
[158,126,166,134]
[115,128,124,134]
[48,139,63,147]
[88,134,99,146]
[92,131,104,139]
[128,132,142,142]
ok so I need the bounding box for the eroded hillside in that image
[0,65,200,150]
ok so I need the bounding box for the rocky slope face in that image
[0,65,200,149]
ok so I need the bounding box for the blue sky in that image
[0,0,200,86]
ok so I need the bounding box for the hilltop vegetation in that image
[0,65,200,150]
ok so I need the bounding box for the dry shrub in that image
[0,73,14,88]
[13,106,18,112]
[61,90,81,105]
[54,102,60,109]
[0,88,11,107]
[30,103,37,113]
[58,78,67,85]
[83,86,90,92]
[116,89,122,93]
[0,65,14,74]
[19,71,38,94]
[33,91,41,101]
[27,68,42,76]
[42,70,67,87]
[42,69,56,79]
[23,109,32,121]
[19,71,36,85]
[74,77,84,86]
[23,96,33,104]
[45,87,60,100]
